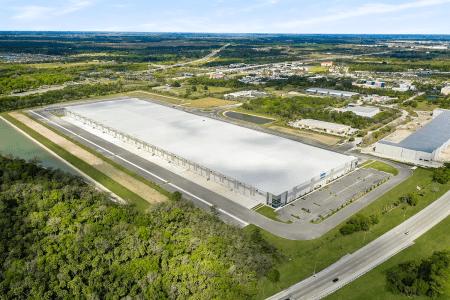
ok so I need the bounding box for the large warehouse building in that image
[375,108,450,161]
[65,98,358,208]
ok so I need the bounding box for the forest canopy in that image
[0,154,279,299]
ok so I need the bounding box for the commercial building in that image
[65,98,358,208]
[342,104,380,118]
[441,86,450,95]
[306,87,359,98]
[288,119,351,134]
[224,90,269,99]
[375,108,450,161]
[392,84,416,92]
[363,81,386,88]
[321,62,333,67]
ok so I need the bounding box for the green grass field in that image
[325,209,450,299]
[255,206,291,223]
[23,111,172,200]
[358,159,373,168]
[245,168,450,300]
[364,161,399,176]
[2,113,158,212]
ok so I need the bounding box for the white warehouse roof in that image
[68,98,356,195]
[296,119,350,131]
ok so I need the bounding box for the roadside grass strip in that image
[23,111,172,199]
[244,167,450,300]
[1,113,153,212]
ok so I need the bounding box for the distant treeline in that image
[0,82,154,112]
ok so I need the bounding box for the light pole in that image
[314,261,321,275]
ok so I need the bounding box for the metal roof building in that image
[343,106,381,118]
[65,98,358,208]
[376,109,450,161]
[306,88,359,97]
[289,119,351,134]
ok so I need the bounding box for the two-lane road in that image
[267,187,450,299]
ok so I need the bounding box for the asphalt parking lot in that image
[277,168,392,223]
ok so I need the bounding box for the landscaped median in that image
[2,112,169,212]
[364,160,399,176]
[244,167,450,300]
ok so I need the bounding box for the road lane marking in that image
[29,110,250,227]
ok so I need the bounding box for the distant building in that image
[306,87,359,98]
[441,86,450,95]
[321,62,333,67]
[392,84,416,92]
[342,105,380,118]
[288,119,351,134]
[375,108,450,161]
[363,81,386,88]
[224,90,269,99]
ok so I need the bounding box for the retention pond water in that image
[0,118,79,175]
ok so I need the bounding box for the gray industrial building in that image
[342,104,381,118]
[64,98,358,208]
[306,88,359,97]
[375,108,450,161]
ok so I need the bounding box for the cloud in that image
[12,0,94,21]
[276,0,450,28]
[112,4,134,8]
[12,6,55,20]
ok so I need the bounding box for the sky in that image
[0,0,450,34]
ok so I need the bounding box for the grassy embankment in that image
[364,161,399,176]
[22,111,172,199]
[246,167,450,300]
[326,207,450,300]
[2,112,166,213]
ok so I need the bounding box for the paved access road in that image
[27,97,411,240]
[267,187,450,299]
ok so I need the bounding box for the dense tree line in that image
[242,95,400,129]
[0,82,156,112]
[386,248,450,298]
[0,154,281,299]
[187,76,246,88]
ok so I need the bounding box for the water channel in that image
[224,111,275,125]
[0,118,78,175]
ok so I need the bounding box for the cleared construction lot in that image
[276,167,392,223]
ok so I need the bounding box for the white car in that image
[405,231,411,235]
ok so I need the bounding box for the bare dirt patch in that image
[10,112,168,204]
[268,126,342,145]
[383,111,433,143]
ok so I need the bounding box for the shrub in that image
[266,268,280,282]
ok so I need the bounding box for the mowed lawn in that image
[185,97,235,108]
[364,161,399,176]
[246,168,450,300]
[255,206,291,223]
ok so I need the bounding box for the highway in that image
[267,187,450,299]
[151,43,230,71]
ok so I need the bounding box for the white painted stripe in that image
[167,183,249,226]
[28,110,249,226]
